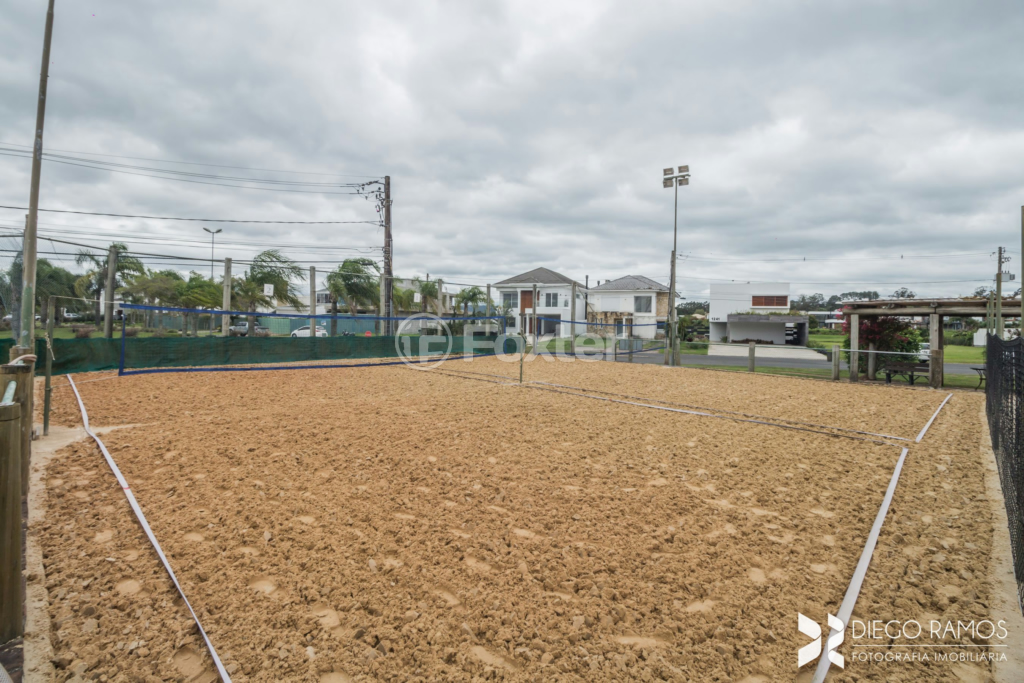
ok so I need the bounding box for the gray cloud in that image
[2,0,1023,300]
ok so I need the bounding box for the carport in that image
[843,298,1021,388]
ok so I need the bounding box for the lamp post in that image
[203,228,222,281]
[662,165,690,366]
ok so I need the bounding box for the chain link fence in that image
[985,334,1024,613]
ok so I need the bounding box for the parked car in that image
[63,312,82,321]
[229,321,269,336]
[291,325,327,338]
[919,342,931,363]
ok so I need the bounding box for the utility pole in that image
[18,0,57,352]
[383,176,393,336]
[221,257,231,336]
[203,227,221,281]
[662,165,690,366]
[103,244,118,338]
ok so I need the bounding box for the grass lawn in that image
[940,345,985,364]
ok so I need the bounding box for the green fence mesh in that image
[0,334,501,375]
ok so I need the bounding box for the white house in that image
[589,275,670,339]
[708,282,808,345]
[493,267,586,338]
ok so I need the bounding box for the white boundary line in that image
[66,375,231,682]
[811,446,910,683]
[915,393,953,443]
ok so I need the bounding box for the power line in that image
[0,204,379,225]
[0,140,382,178]
[676,251,995,263]
[0,150,371,194]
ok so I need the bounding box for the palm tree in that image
[34,259,77,326]
[74,244,144,325]
[325,258,379,335]
[391,282,416,313]
[175,272,222,336]
[454,286,485,316]
[232,250,305,335]
[119,269,184,329]
[413,278,438,313]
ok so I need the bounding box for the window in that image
[502,292,518,309]
[316,292,332,305]
[634,295,652,313]
[545,292,558,307]
[752,295,788,307]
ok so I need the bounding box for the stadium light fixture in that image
[203,227,222,281]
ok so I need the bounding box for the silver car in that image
[291,325,327,338]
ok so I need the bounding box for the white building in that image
[708,282,808,345]
[493,267,586,338]
[589,275,670,339]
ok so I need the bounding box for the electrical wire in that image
[0,204,379,225]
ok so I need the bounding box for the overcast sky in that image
[2,0,1023,301]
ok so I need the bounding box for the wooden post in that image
[532,284,538,352]
[570,282,577,356]
[44,295,54,436]
[2,360,32,496]
[929,312,941,388]
[103,243,118,338]
[0,397,22,642]
[849,314,860,382]
[748,341,755,372]
[867,342,877,381]
[221,257,232,336]
[831,344,840,381]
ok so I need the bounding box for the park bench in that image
[971,366,986,390]
[884,361,930,386]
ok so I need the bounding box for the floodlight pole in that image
[203,227,221,281]
[662,165,689,366]
[383,176,393,336]
[19,0,57,353]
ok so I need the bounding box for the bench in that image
[971,366,986,390]
[884,361,930,386]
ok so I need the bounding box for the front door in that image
[520,290,534,333]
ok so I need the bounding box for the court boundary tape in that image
[66,375,232,682]
[117,352,497,376]
[811,446,911,683]
[915,393,953,443]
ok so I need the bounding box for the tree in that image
[391,282,416,313]
[454,286,485,315]
[74,244,144,324]
[971,286,994,299]
[840,291,879,302]
[33,259,77,326]
[175,272,221,336]
[120,269,185,330]
[233,250,305,335]
[791,293,827,312]
[842,315,921,371]
[414,278,438,313]
[325,258,380,335]
[677,300,708,315]
[890,287,916,300]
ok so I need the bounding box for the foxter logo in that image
[798,613,845,669]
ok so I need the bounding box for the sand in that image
[35,358,997,681]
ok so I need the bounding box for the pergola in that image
[842,298,1022,388]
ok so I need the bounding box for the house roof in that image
[494,267,578,287]
[591,275,668,292]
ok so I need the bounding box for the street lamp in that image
[202,228,222,281]
[663,165,690,366]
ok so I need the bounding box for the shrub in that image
[73,326,94,339]
[842,315,921,369]
[124,327,139,338]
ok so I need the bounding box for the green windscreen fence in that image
[0,334,501,375]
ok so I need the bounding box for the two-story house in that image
[493,267,586,338]
[589,275,670,339]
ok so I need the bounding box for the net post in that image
[221,257,232,337]
[867,342,877,380]
[570,282,577,357]
[832,344,840,381]
[44,295,54,435]
[748,341,755,372]
[118,311,127,376]
[849,313,860,382]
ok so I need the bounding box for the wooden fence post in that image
[2,359,32,497]
[832,344,840,381]
[867,342,877,381]
[0,389,22,641]
[748,342,756,372]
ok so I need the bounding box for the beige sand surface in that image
[35,359,997,681]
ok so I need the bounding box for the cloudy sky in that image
[2,0,1023,302]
